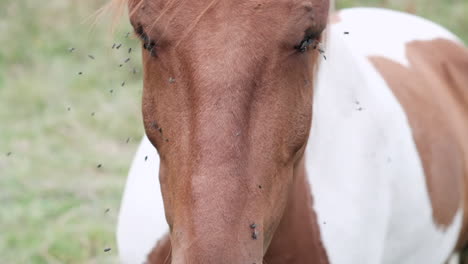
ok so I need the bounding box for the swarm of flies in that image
[65,31,147,257]
[68,30,143,183]
[70,29,143,101]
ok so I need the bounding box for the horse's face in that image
[129,0,328,262]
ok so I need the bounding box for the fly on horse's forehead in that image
[251,230,258,240]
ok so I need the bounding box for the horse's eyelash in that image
[135,25,157,56]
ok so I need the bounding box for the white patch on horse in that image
[307,8,462,264]
[335,8,461,67]
[117,136,167,264]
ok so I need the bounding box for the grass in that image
[0,0,466,263]
[0,1,143,263]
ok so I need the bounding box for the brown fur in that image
[369,38,468,248]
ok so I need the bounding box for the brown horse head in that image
[124,0,329,262]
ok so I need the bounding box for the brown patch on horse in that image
[264,156,329,264]
[369,38,468,239]
[147,234,172,264]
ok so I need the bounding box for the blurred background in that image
[0,0,467,263]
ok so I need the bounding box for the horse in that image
[113,0,468,263]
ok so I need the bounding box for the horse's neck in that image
[264,155,329,263]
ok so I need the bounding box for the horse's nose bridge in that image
[170,231,263,264]
[169,175,265,263]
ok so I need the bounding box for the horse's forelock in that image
[105,0,335,34]
[88,0,128,33]
[101,0,144,30]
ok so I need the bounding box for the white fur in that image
[308,8,462,264]
[335,8,461,67]
[116,8,464,264]
[117,136,167,264]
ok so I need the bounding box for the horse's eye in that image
[135,24,157,57]
[295,33,320,53]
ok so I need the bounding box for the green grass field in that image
[1,1,466,263]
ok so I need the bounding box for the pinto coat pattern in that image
[116,6,468,264]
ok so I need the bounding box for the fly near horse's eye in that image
[295,32,320,53]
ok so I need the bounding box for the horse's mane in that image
[103,0,135,29]
[108,0,145,21]
[110,0,127,11]
[103,0,221,46]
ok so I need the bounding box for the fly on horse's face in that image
[127,0,329,262]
